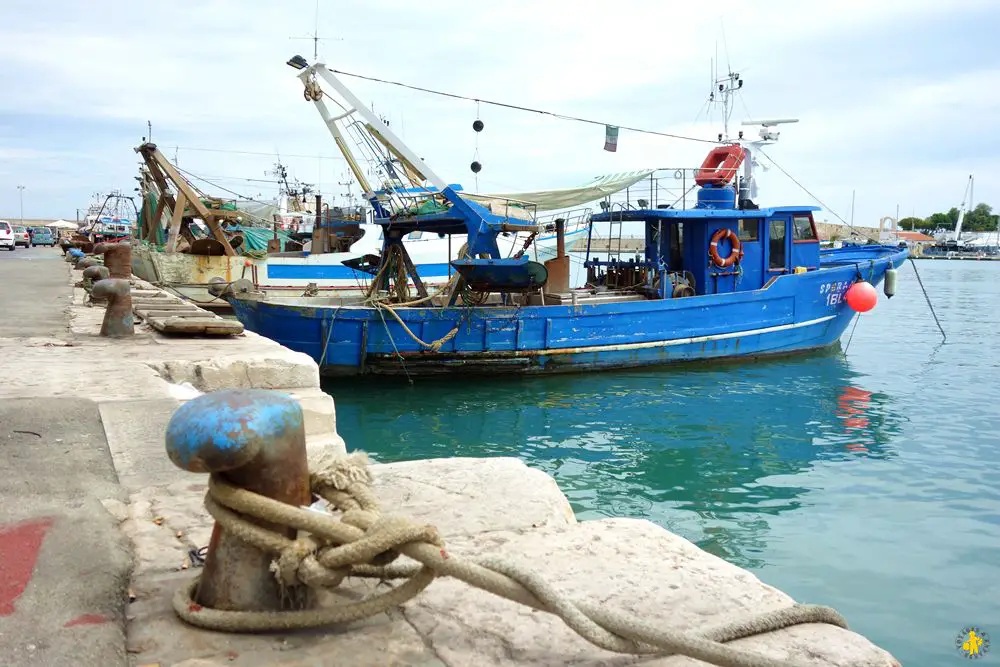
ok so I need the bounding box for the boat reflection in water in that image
[329,350,904,569]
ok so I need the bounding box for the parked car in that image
[30,227,56,247]
[0,220,13,251]
[12,225,30,248]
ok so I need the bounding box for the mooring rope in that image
[908,258,947,342]
[173,455,850,667]
[372,301,459,352]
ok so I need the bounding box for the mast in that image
[954,174,973,244]
[704,64,799,206]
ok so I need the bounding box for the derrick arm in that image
[134,143,239,256]
[306,64,502,258]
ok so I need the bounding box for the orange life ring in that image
[695,144,746,187]
[709,228,743,268]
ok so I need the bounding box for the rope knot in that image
[272,538,319,587]
[309,451,377,510]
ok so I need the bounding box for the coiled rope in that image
[174,454,850,667]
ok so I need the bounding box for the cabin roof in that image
[896,231,935,242]
[591,205,820,223]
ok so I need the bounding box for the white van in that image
[0,220,14,251]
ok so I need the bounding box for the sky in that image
[0,0,998,228]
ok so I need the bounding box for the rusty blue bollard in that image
[165,389,312,612]
[82,265,110,292]
[91,278,133,337]
[103,242,132,280]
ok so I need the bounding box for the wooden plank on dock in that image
[131,300,191,308]
[146,316,244,336]
[136,310,215,319]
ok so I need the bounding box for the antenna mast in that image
[708,68,744,142]
[290,0,343,62]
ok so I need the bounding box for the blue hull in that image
[230,246,908,377]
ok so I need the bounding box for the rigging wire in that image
[326,66,856,230]
[754,147,855,231]
[173,165,262,203]
[169,164,292,228]
[327,68,720,145]
[174,146,344,161]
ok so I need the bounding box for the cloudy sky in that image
[0,0,997,228]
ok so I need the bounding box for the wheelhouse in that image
[588,182,820,298]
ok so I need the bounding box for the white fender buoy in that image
[884,268,898,299]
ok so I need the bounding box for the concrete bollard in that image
[91,278,134,337]
[165,390,312,612]
[76,257,101,271]
[82,265,110,293]
[103,243,132,280]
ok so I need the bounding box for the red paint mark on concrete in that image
[63,613,110,628]
[0,517,54,616]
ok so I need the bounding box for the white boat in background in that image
[135,208,591,307]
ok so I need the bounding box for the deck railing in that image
[600,167,746,213]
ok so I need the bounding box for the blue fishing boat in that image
[220,59,908,377]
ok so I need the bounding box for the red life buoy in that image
[695,145,746,187]
[708,228,743,268]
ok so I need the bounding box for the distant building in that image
[896,231,935,243]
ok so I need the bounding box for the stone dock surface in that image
[0,247,900,666]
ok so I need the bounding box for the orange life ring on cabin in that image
[695,144,746,187]
[708,228,743,268]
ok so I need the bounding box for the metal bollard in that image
[103,243,132,280]
[82,265,110,293]
[91,278,134,337]
[165,390,311,612]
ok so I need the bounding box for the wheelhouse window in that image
[668,222,684,269]
[792,215,817,241]
[769,219,786,269]
[738,219,759,241]
[407,231,424,240]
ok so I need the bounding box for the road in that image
[0,245,131,666]
[0,244,72,338]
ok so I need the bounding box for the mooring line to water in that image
[842,314,862,355]
[908,258,947,342]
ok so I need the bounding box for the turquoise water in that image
[325,259,1000,664]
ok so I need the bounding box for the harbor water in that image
[325,258,1000,664]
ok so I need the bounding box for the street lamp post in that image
[17,185,25,226]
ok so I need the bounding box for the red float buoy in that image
[845,281,877,313]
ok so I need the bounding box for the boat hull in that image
[228,246,908,377]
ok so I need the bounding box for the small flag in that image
[604,125,619,152]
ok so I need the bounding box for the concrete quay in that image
[0,247,900,666]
